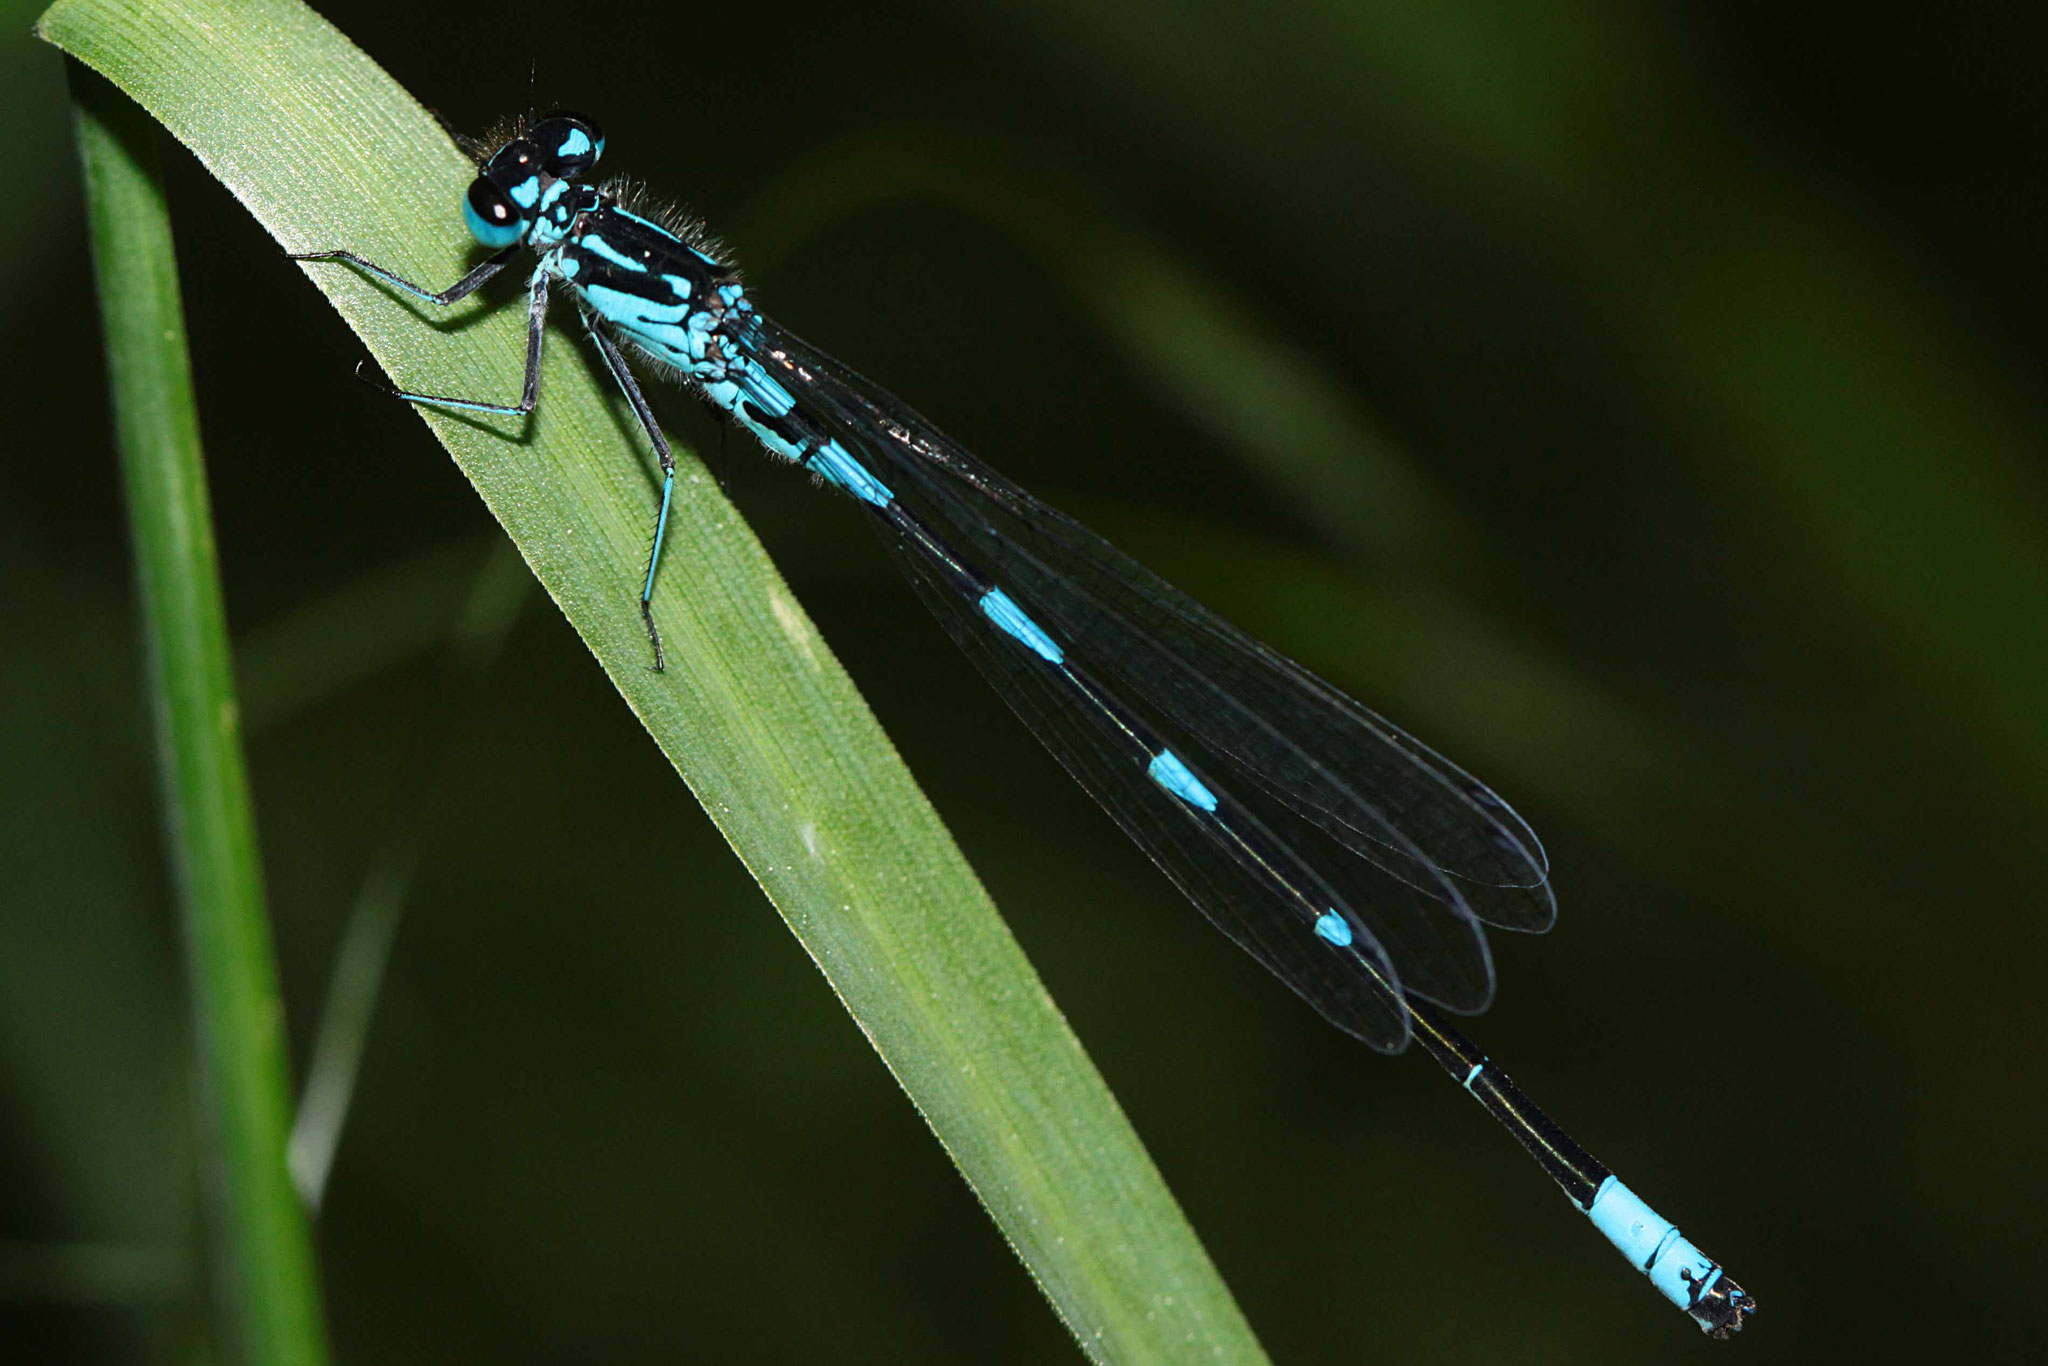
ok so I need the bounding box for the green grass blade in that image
[38,1,1268,1359]
[67,60,330,1366]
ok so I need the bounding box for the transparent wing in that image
[879,521,1427,1046]
[739,317,1554,932]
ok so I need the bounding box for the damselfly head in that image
[461,113,606,250]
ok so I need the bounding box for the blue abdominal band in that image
[1586,1177,1725,1308]
[1148,749,1218,811]
[978,588,1064,663]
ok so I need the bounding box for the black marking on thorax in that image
[573,205,733,292]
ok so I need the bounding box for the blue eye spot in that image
[557,127,592,160]
[507,176,541,209]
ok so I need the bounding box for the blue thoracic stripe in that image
[978,588,1064,663]
[1147,749,1218,811]
[582,281,692,327]
[582,234,648,272]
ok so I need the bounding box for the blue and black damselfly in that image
[293,111,1756,1337]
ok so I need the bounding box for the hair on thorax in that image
[602,177,729,269]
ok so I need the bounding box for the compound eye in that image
[484,136,540,183]
[463,177,524,248]
[531,111,604,179]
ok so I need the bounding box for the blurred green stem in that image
[733,125,1462,571]
[71,61,330,1366]
[289,541,532,1212]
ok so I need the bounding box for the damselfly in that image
[293,111,1756,1337]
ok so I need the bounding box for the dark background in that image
[5,0,2044,1361]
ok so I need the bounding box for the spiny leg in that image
[288,244,518,306]
[350,271,552,415]
[582,315,677,672]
